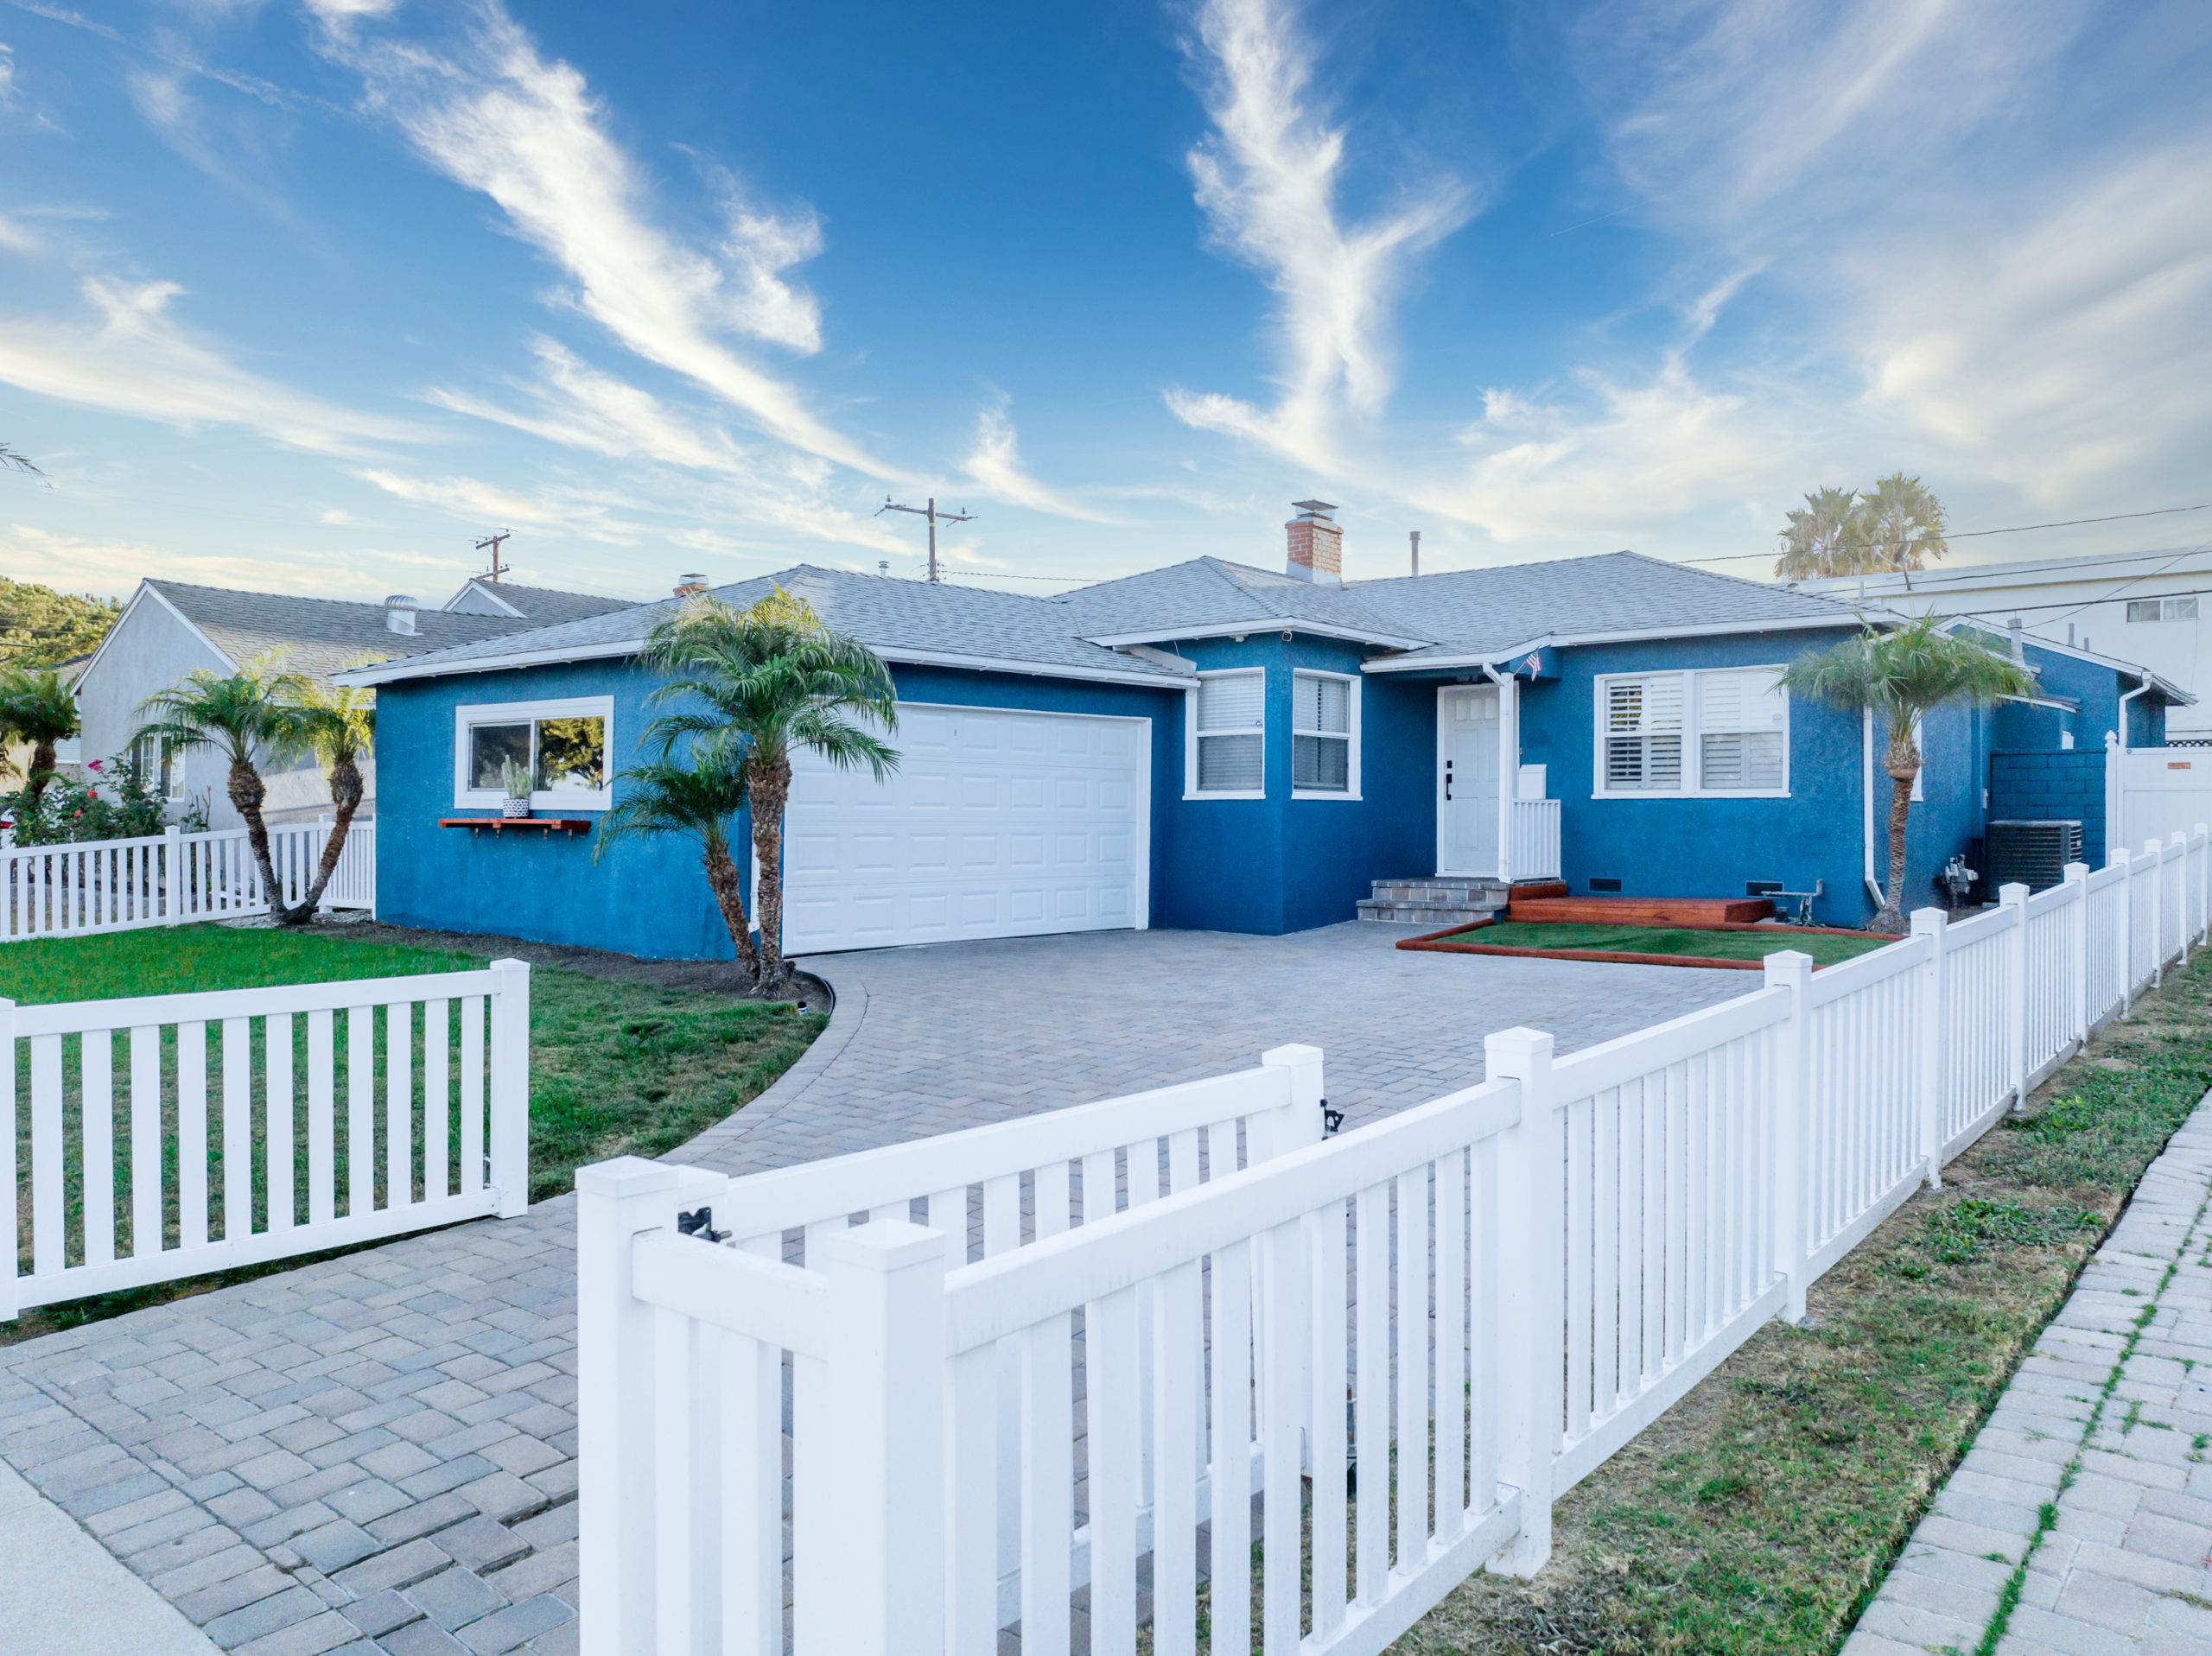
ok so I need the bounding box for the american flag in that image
[1522,651,1541,676]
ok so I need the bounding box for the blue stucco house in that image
[339,505,2189,959]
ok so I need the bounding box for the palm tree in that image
[1779,616,2034,934]
[1773,486,1863,580]
[277,676,375,926]
[0,666,82,809]
[641,587,899,994]
[596,733,760,987]
[132,653,306,913]
[1855,472,1948,578]
[0,444,40,477]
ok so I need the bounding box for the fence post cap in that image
[1259,1042,1322,1069]
[573,1157,678,1199]
[490,956,531,976]
[1908,907,1948,935]
[1761,948,1815,982]
[1484,1025,1554,1069]
[1999,882,2031,904]
[822,1218,947,1272]
[2064,861,2089,882]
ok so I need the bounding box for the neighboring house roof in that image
[441,577,638,625]
[1947,619,2194,705]
[1789,543,2212,601]
[82,579,640,689]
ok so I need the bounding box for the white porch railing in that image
[0,819,376,942]
[576,827,2210,1656]
[1508,796,1561,883]
[2,961,529,1318]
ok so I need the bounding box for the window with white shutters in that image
[1596,667,1789,796]
[1192,670,1264,794]
[1696,668,1786,790]
[1292,671,1355,794]
[1604,674,1684,790]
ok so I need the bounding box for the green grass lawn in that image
[4,922,823,1345]
[1453,919,1896,968]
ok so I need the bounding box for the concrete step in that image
[1368,878,1509,905]
[1356,898,1503,927]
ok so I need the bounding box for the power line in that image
[876,498,976,584]
[1659,503,2212,568]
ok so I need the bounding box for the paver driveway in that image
[0,923,1745,1656]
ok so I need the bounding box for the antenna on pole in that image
[474,530,514,584]
[875,497,976,584]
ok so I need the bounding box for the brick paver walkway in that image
[1845,1094,2212,1655]
[0,923,1743,1656]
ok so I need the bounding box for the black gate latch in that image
[1321,1098,1345,1137]
[677,1207,728,1243]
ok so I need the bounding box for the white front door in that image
[1440,687,1500,874]
[781,702,1147,955]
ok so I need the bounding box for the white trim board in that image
[452,694,615,813]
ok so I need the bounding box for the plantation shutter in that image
[1697,669,1786,790]
[1196,672,1264,791]
[1604,674,1684,790]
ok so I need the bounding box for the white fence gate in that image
[0,819,377,942]
[576,831,2210,1656]
[2,961,528,1319]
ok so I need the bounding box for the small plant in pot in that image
[500,757,533,819]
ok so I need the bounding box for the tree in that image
[0,577,123,667]
[640,587,899,994]
[278,676,375,926]
[1778,615,2034,934]
[0,444,40,477]
[131,653,306,917]
[1772,473,1948,580]
[596,733,760,987]
[0,665,83,809]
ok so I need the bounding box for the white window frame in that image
[1592,667,1789,800]
[135,733,185,803]
[453,695,615,812]
[1290,669,1361,800]
[1185,669,1266,800]
[2126,597,2199,623]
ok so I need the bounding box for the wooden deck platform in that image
[1505,894,1776,925]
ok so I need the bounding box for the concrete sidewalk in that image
[0,1454,219,1654]
[1844,1095,2212,1655]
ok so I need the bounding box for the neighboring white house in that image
[1790,543,2212,739]
[73,578,638,828]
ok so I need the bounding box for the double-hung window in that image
[1291,670,1358,796]
[134,734,184,802]
[454,696,614,811]
[1188,669,1264,796]
[1597,667,1787,796]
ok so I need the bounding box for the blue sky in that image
[1,0,2208,605]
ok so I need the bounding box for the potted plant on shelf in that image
[500,757,532,820]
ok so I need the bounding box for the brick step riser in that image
[1356,900,1503,925]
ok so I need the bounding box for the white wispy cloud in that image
[427,337,749,474]
[959,400,1118,522]
[0,522,459,601]
[1166,0,1471,473]
[0,276,420,454]
[353,466,652,542]
[309,0,893,476]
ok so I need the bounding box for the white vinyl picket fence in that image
[3,960,529,1319]
[575,829,2212,1656]
[0,819,377,942]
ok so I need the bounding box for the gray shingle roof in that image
[444,579,639,626]
[340,551,1872,688]
[340,566,1194,687]
[149,580,636,684]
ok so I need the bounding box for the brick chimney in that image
[1285,499,1342,586]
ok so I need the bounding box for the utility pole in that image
[474,530,514,583]
[875,497,976,584]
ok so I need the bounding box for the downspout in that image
[2118,678,2151,755]
[1863,707,1885,911]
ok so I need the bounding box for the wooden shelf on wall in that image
[438,816,595,837]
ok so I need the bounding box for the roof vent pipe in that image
[1410,530,1421,577]
[673,574,709,598]
[384,594,418,636]
[2007,615,2026,664]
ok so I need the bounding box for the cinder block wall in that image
[1989,750,2107,866]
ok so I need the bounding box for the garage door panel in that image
[783,704,1142,954]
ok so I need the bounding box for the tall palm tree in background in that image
[1773,474,1949,581]
[279,676,375,925]
[642,587,899,994]
[1854,472,1948,578]
[0,666,82,808]
[596,733,760,987]
[0,444,40,477]
[1779,616,2035,934]
[132,653,305,912]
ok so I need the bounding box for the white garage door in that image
[781,703,1147,955]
